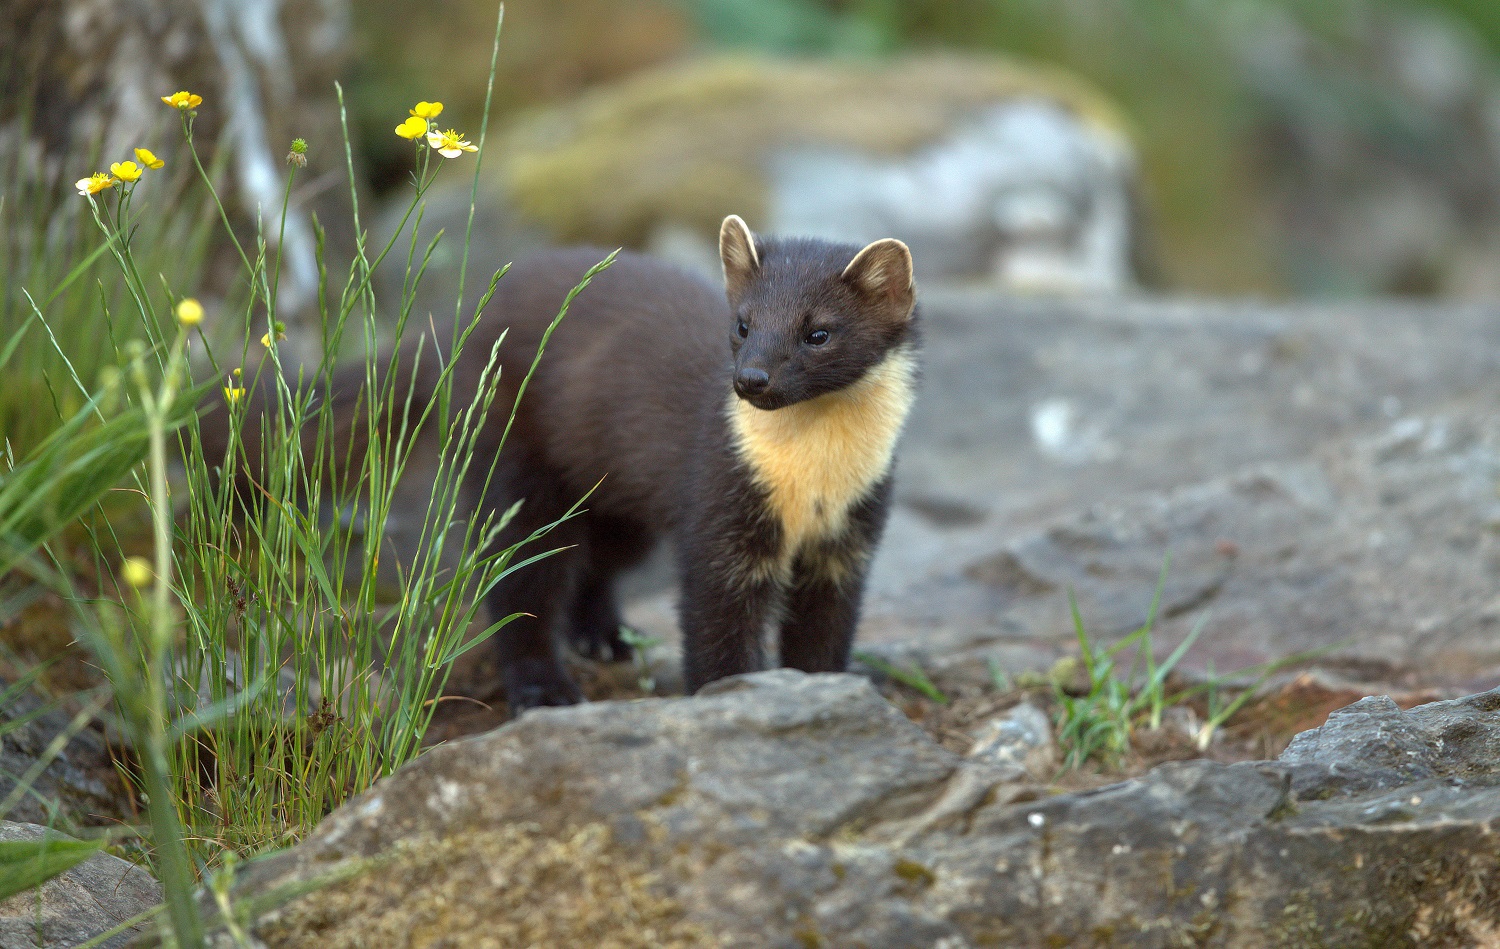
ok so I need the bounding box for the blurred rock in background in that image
[1242,4,1500,297]
[379,55,1144,313]
[767,95,1137,293]
[356,0,1500,302]
[673,0,1500,299]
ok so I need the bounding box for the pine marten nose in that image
[735,367,771,398]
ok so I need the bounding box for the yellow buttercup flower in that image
[134,147,164,170]
[121,556,154,588]
[224,378,246,406]
[410,101,443,120]
[75,172,117,196]
[110,160,143,183]
[176,298,204,326]
[260,321,287,347]
[395,116,428,140]
[426,128,477,159]
[162,91,203,110]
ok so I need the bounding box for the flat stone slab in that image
[621,292,1500,694]
[0,822,159,949]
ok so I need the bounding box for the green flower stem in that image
[181,113,254,283]
[135,338,204,948]
[267,162,297,327]
[454,1,506,330]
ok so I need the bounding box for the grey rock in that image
[769,100,1136,293]
[840,292,1500,696]
[0,686,127,831]
[339,287,1500,704]
[1281,688,1500,797]
[213,672,1500,947]
[965,700,1055,779]
[351,280,1500,703]
[0,822,159,949]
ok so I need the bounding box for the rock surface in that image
[214,671,1500,946]
[0,822,160,949]
[845,291,1500,696]
[358,284,1500,706]
[0,685,127,831]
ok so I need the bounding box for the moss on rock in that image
[258,822,713,948]
[495,54,1127,249]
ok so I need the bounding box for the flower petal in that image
[162,91,202,109]
[109,161,143,182]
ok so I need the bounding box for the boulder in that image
[382,55,1142,305]
[206,671,1500,946]
[0,822,160,949]
[1281,688,1500,797]
[833,292,1500,696]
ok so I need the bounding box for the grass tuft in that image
[0,4,608,945]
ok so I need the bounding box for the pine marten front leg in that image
[676,464,784,694]
[778,478,891,673]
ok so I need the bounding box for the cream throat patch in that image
[729,346,917,561]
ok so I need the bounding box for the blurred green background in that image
[347,0,1500,298]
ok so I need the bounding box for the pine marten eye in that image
[805,328,830,346]
[736,320,749,339]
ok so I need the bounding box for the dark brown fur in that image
[453,231,918,710]
[205,226,919,712]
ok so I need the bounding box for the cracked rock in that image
[204,673,1500,948]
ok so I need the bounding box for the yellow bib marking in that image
[730,347,917,567]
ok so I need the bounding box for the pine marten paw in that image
[503,659,584,713]
[567,620,631,663]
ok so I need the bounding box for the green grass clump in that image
[1053,563,1207,770]
[1054,559,1331,770]
[0,5,615,945]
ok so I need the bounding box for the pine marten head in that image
[719,215,916,411]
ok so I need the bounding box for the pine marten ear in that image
[843,238,915,319]
[719,214,760,299]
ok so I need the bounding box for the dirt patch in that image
[873,671,1451,790]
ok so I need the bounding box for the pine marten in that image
[207,216,920,711]
[464,216,920,710]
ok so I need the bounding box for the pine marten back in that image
[463,216,920,710]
